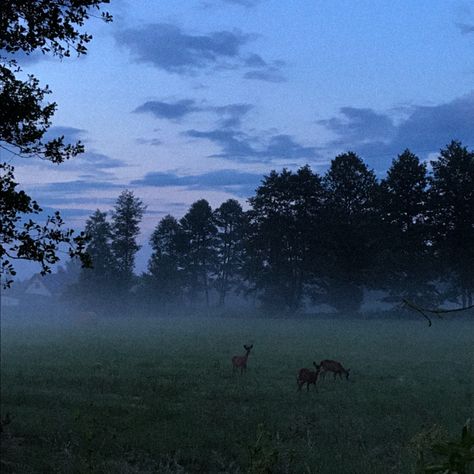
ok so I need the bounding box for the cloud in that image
[136,137,163,146]
[5,49,48,66]
[39,180,122,194]
[243,56,286,82]
[44,126,86,144]
[132,169,263,197]
[213,103,253,128]
[318,107,396,144]
[116,23,249,74]
[318,92,474,170]
[243,68,286,83]
[73,151,125,170]
[456,22,474,34]
[134,99,201,120]
[133,98,253,128]
[185,128,317,162]
[116,23,286,81]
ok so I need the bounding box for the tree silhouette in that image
[429,141,474,308]
[320,152,379,313]
[111,190,146,291]
[0,1,111,285]
[379,150,434,305]
[180,199,217,307]
[214,199,246,306]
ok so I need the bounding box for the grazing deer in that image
[319,359,350,380]
[232,344,253,374]
[297,362,321,391]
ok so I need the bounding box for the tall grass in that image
[1,315,472,473]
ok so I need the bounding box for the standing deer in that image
[296,362,321,391]
[232,344,253,374]
[319,359,350,380]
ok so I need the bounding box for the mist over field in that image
[1,1,474,473]
[1,310,473,473]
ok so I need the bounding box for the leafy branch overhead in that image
[0,1,112,285]
[0,163,91,288]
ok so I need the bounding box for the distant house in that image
[24,274,53,297]
[1,265,80,313]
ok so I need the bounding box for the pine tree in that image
[147,214,183,307]
[321,152,379,313]
[111,190,146,290]
[214,199,246,306]
[379,150,434,304]
[430,141,474,308]
[180,199,217,307]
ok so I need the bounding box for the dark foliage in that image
[1,0,111,286]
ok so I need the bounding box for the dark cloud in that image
[264,134,317,159]
[134,99,201,120]
[456,22,474,34]
[116,23,249,74]
[133,98,253,128]
[132,169,262,197]
[136,137,163,146]
[39,179,122,195]
[186,129,258,159]
[39,206,95,220]
[214,103,253,128]
[76,151,125,170]
[243,68,286,83]
[44,126,86,144]
[116,23,285,82]
[318,107,396,143]
[185,128,317,162]
[13,127,125,172]
[318,92,474,171]
[5,49,48,66]
[243,55,286,82]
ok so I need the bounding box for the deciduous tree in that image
[0,0,111,285]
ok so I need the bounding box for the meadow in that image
[1,314,473,473]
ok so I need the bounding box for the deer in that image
[296,362,321,391]
[319,359,350,380]
[232,344,253,374]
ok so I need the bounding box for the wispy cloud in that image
[134,98,253,129]
[185,128,317,163]
[115,23,286,82]
[456,22,474,34]
[318,92,474,170]
[135,137,163,147]
[134,99,202,120]
[132,169,263,197]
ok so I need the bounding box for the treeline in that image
[70,141,474,314]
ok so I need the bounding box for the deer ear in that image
[250,344,253,349]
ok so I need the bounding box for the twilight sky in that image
[2,0,474,276]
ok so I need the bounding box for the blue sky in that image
[3,0,474,276]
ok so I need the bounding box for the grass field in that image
[1,314,473,473]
